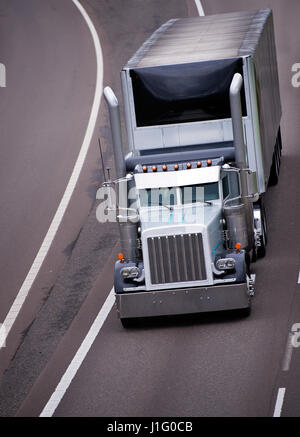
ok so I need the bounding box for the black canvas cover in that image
[130,58,246,127]
[123,8,281,185]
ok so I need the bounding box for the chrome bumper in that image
[116,282,251,319]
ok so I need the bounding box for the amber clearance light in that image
[118,253,125,262]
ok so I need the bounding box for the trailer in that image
[103,9,282,325]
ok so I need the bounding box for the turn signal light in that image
[235,243,242,251]
[118,253,125,262]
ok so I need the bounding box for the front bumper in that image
[116,282,251,319]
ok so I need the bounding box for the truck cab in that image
[135,162,236,290]
[103,9,281,324]
[111,155,255,322]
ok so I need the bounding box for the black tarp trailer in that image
[121,9,282,194]
[103,9,282,323]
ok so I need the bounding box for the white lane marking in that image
[0,62,6,87]
[0,0,103,349]
[282,332,294,372]
[297,270,300,283]
[40,0,207,416]
[273,388,286,417]
[194,0,205,16]
[40,288,115,417]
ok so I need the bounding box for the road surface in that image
[0,0,103,374]
[0,0,300,418]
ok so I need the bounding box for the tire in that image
[261,199,268,245]
[269,148,279,185]
[257,200,267,258]
[269,129,282,186]
[251,248,257,263]
[120,318,133,328]
[239,303,252,317]
[278,126,283,156]
[253,198,268,259]
[257,223,266,258]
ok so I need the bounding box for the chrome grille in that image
[147,233,207,284]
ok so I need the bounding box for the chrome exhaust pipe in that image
[104,87,137,261]
[103,87,126,179]
[228,73,254,252]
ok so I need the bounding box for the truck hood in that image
[140,203,224,289]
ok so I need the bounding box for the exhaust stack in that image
[104,87,137,261]
[227,73,254,252]
[103,87,126,179]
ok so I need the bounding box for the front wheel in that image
[269,128,282,186]
[253,198,268,259]
[239,304,252,317]
[257,217,267,258]
[120,318,133,328]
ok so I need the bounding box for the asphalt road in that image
[1,0,300,417]
[0,0,102,374]
[0,0,191,417]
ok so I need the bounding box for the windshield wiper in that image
[158,200,174,211]
[183,200,212,206]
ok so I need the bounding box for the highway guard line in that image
[282,332,294,372]
[273,388,286,417]
[194,0,205,16]
[40,0,205,417]
[40,288,115,417]
[0,0,103,349]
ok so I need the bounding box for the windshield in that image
[139,182,219,207]
[139,187,177,208]
[180,182,219,204]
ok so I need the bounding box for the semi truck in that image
[103,9,282,325]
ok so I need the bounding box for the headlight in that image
[216,258,236,271]
[120,266,139,279]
